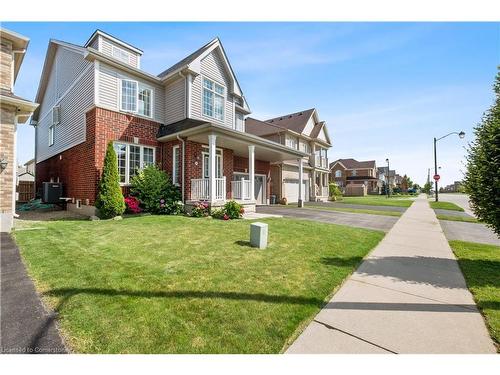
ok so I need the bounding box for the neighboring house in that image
[0,28,38,232]
[377,166,397,190]
[17,158,35,182]
[329,158,378,194]
[245,109,332,203]
[32,30,307,214]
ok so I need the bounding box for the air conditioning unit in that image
[52,106,61,125]
[42,182,63,204]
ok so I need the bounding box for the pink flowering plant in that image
[124,196,142,214]
[190,201,210,217]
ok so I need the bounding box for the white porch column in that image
[298,158,304,207]
[208,134,217,204]
[248,145,255,202]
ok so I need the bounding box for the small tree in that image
[464,70,500,235]
[328,183,342,200]
[95,142,126,218]
[422,181,432,194]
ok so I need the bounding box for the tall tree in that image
[95,142,126,219]
[464,70,500,235]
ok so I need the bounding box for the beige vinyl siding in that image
[39,47,90,119]
[100,37,140,68]
[191,49,234,129]
[303,116,315,136]
[164,77,185,125]
[88,36,99,50]
[96,62,165,123]
[36,66,94,162]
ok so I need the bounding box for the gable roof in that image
[330,158,376,170]
[245,117,288,137]
[157,38,216,79]
[84,29,143,55]
[266,108,315,134]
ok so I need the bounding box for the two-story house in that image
[377,166,396,190]
[329,158,378,194]
[245,109,331,203]
[32,30,307,214]
[0,28,38,232]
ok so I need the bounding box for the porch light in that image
[0,157,7,170]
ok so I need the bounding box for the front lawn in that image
[429,201,464,211]
[449,240,500,349]
[336,195,414,208]
[301,204,402,217]
[436,214,479,223]
[13,216,384,353]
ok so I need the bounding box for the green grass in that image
[449,240,500,349]
[336,195,414,208]
[436,214,479,223]
[429,201,464,211]
[301,204,402,217]
[13,216,384,354]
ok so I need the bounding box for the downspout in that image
[176,134,185,204]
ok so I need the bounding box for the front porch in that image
[158,120,308,208]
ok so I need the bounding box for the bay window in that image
[202,77,225,121]
[113,142,156,184]
[120,79,153,118]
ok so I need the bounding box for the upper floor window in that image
[120,79,153,118]
[286,135,298,149]
[235,113,244,132]
[335,170,342,178]
[112,46,130,64]
[300,141,310,154]
[48,125,55,146]
[202,77,224,121]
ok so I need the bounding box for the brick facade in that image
[36,107,162,205]
[36,106,273,206]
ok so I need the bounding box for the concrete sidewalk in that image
[287,195,496,354]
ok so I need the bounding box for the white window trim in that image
[201,146,223,179]
[114,141,156,185]
[119,78,154,119]
[48,125,55,146]
[112,45,131,64]
[201,75,225,123]
[172,145,180,186]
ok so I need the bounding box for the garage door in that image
[283,179,309,203]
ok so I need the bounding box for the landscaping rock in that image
[113,216,123,220]
[89,215,100,221]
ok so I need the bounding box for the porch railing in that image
[190,177,226,201]
[321,186,329,197]
[231,179,252,200]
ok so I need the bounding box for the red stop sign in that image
[433,174,440,181]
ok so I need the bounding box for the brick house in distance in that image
[33,30,308,215]
[0,28,38,232]
[329,158,378,195]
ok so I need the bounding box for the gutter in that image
[176,134,186,204]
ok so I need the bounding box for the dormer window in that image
[112,46,131,64]
[202,77,224,121]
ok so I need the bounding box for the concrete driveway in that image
[256,206,398,232]
[438,194,475,216]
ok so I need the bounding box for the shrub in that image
[328,183,342,201]
[464,69,500,235]
[130,165,181,214]
[225,200,244,219]
[190,201,210,217]
[210,201,244,220]
[124,196,142,214]
[95,142,126,219]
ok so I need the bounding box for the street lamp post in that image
[385,158,390,198]
[433,131,465,202]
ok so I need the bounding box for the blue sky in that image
[5,22,499,186]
